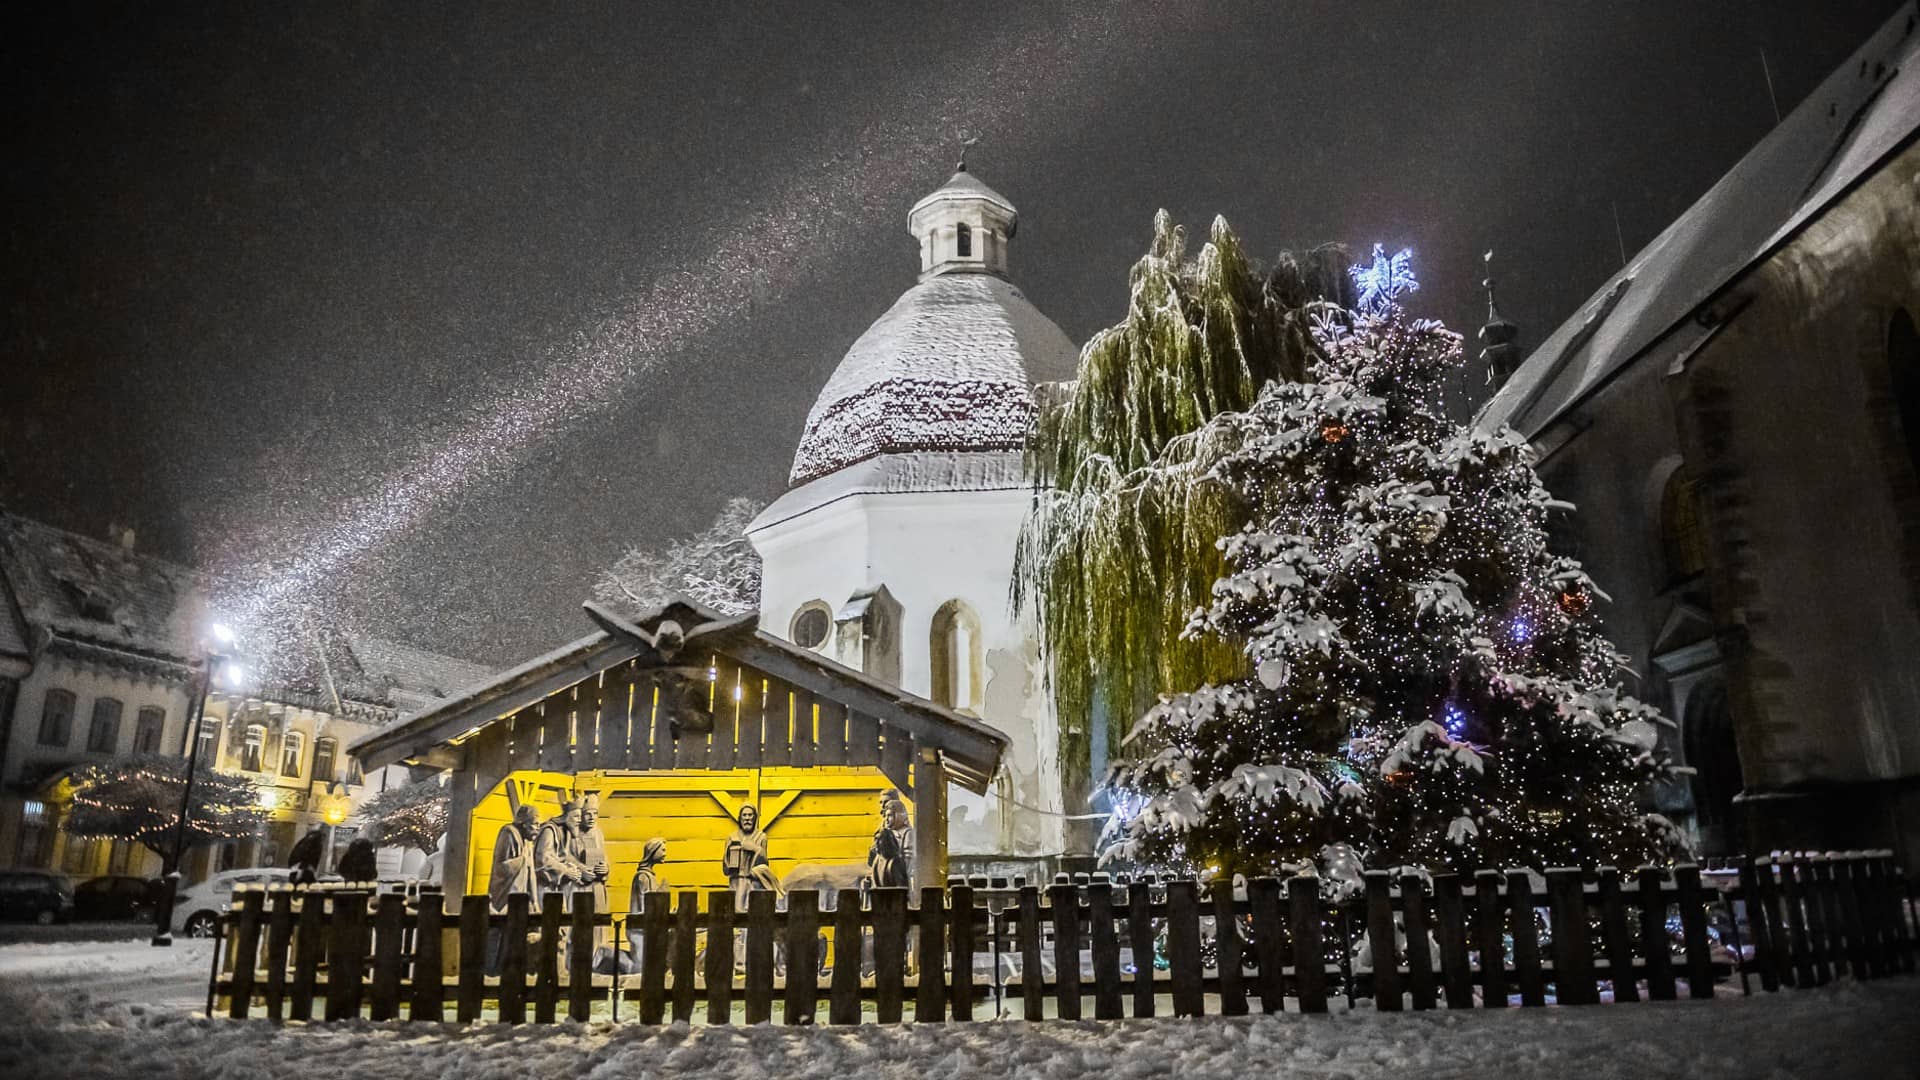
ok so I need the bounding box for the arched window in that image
[1661,468,1709,581]
[930,599,984,713]
[37,689,75,747]
[790,602,832,651]
[280,731,306,778]
[1889,308,1920,479]
[956,222,972,258]
[312,738,338,783]
[86,697,123,753]
[240,723,266,772]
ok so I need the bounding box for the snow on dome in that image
[788,273,1078,486]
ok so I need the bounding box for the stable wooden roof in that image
[348,600,1010,796]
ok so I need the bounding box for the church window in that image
[86,697,122,753]
[930,599,984,713]
[791,602,832,650]
[1889,308,1920,481]
[1661,468,1709,581]
[37,689,74,747]
[956,222,972,257]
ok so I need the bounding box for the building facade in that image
[748,166,1080,875]
[0,511,491,884]
[1477,5,1920,868]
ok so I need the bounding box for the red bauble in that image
[1558,587,1591,616]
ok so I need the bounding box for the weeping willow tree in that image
[1015,211,1352,824]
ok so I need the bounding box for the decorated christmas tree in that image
[1015,212,1351,816]
[1104,247,1683,885]
[65,754,268,859]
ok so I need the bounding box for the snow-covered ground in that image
[2,937,1917,1079]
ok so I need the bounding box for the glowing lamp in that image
[258,788,280,810]
[323,804,347,825]
[211,622,236,646]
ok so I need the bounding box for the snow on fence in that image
[207,851,1916,1025]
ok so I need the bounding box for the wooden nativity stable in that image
[349,601,1008,911]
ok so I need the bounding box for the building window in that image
[280,731,306,779]
[1890,308,1920,479]
[313,738,337,783]
[956,222,972,257]
[133,707,165,755]
[790,602,832,650]
[86,697,123,753]
[240,723,266,772]
[346,753,364,786]
[1661,469,1709,582]
[930,599,985,713]
[37,689,75,747]
[196,718,221,767]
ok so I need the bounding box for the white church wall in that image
[752,481,1064,859]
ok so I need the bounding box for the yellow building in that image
[349,601,1007,907]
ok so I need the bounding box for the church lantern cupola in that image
[1479,250,1523,388]
[908,159,1017,280]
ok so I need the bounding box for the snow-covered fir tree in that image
[595,496,764,616]
[1104,252,1682,885]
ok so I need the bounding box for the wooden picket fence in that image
[208,850,1916,1025]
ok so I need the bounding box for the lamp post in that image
[151,624,239,947]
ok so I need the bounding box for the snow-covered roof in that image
[752,450,1027,534]
[909,168,1015,218]
[0,510,490,710]
[339,635,496,715]
[789,273,1078,485]
[1479,3,1920,438]
[0,512,202,675]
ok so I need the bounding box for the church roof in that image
[788,272,1079,485]
[1479,3,1920,438]
[910,168,1016,217]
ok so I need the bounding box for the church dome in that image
[787,170,1078,486]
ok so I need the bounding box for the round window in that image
[790,603,831,650]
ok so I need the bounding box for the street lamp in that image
[151,627,241,947]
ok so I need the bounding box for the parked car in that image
[74,875,163,921]
[0,870,76,924]
[169,867,293,938]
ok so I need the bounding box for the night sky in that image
[2,2,1899,665]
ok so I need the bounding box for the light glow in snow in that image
[214,5,1200,646]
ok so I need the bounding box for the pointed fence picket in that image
[207,852,1914,1027]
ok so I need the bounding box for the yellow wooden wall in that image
[465,767,909,913]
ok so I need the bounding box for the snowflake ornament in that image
[1349,243,1419,314]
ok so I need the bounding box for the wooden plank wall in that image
[207,852,1917,1027]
